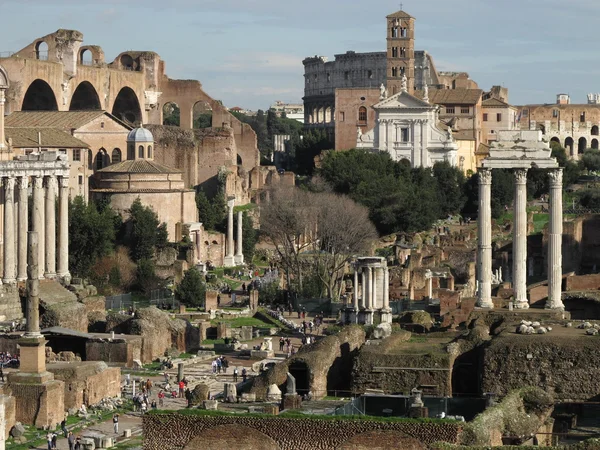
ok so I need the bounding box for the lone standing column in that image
[31,176,44,279]
[235,210,244,265]
[477,168,494,308]
[3,177,15,284]
[513,169,529,309]
[353,267,359,310]
[547,168,565,310]
[17,177,28,281]
[223,198,235,266]
[44,176,56,279]
[26,231,41,336]
[57,176,70,283]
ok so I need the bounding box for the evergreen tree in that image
[175,267,206,307]
[127,198,169,261]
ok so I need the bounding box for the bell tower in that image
[386,10,415,95]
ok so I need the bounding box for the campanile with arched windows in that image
[386,10,415,95]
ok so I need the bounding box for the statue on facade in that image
[423,83,429,103]
[379,83,387,100]
[357,126,363,142]
[447,126,453,141]
[401,74,408,92]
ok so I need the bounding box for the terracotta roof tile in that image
[97,159,182,174]
[5,110,130,130]
[5,127,90,148]
[415,88,483,105]
[387,10,414,19]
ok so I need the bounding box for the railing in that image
[564,208,600,215]
[105,292,133,310]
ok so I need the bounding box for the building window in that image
[326,73,331,82]
[138,145,144,158]
[392,26,398,38]
[340,112,345,122]
[400,67,405,76]
[344,71,349,80]
[400,27,407,37]
[358,107,367,124]
[100,122,105,129]
[401,128,409,142]
[392,47,398,58]
[483,113,488,122]
[552,109,558,118]
[392,67,398,77]
[400,47,406,57]
[59,148,67,156]
[314,74,318,80]
[581,112,586,122]
[78,175,83,185]
[461,106,469,114]
[95,152,104,171]
[368,70,373,79]
[72,149,81,161]
[446,106,455,114]
[112,148,122,163]
[306,78,310,85]
[522,109,529,117]
[496,113,502,122]
[148,145,152,158]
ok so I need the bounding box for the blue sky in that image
[1,0,599,110]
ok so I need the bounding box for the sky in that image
[1,0,599,110]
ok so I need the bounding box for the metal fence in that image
[149,288,179,309]
[105,293,133,310]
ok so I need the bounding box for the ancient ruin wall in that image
[142,413,463,450]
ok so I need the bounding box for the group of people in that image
[47,429,82,450]
[211,356,229,374]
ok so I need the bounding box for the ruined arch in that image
[22,79,58,111]
[550,136,560,144]
[579,136,587,154]
[163,102,180,126]
[183,425,279,450]
[112,87,142,125]
[69,81,101,110]
[289,361,310,396]
[35,41,48,60]
[337,431,426,450]
[120,54,135,70]
[193,100,213,128]
[565,137,574,157]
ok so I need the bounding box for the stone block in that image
[282,393,302,410]
[240,326,253,341]
[205,291,218,311]
[123,429,132,438]
[263,403,279,415]
[203,400,218,410]
[250,350,273,359]
[80,437,96,450]
[223,383,237,402]
[9,422,24,437]
[240,392,256,403]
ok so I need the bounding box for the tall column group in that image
[355,265,390,310]
[223,198,235,267]
[234,210,244,265]
[476,167,564,310]
[2,174,70,284]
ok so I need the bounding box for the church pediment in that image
[374,91,434,110]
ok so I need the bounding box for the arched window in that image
[95,151,105,171]
[592,125,599,136]
[138,145,144,158]
[358,107,367,124]
[112,148,122,163]
[147,145,152,159]
[127,143,135,160]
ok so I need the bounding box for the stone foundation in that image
[7,378,64,429]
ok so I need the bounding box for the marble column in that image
[31,176,44,279]
[57,176,70,282]
[44,176,56,278]
[372,268,378,309]
[26,231,41,336]
[353,268,359,310]
[383,268,390,309]
[367,267,373,309]
[3,177,15,284]
[513,169,528,309]
[0,89,6,150]
[17,177,28,281]
[234,210,244,265]
[360,270,366,309]
[477,168,493,308]
[223,198,235,267]
[547,168,564,310]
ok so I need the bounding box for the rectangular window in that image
[522,109,529,117]
[400,47,406,57]
[401,27,407,37]
[344,71,349,80]
[326,73,331,81]
[340,112,345,122]
[100,122,105,128]
[401,128,409,142]
[483,113,488,122]
[552,109,558,118]
[446,106,455,114]
[497,113,502,122]
[580,112,586,122]
[392,27,398,38]
[461,106,469,114]
[73,149,81,161]
[368,70,373,79]
[392,47,398,58]
[78,175,83,185]
[392,67,398,77]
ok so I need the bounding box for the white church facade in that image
[357,80,458,168]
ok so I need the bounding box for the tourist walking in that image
[61,417,68,437]
[158,390,165,407]
[146,378,153,396]
[233,367,239,382]
[74,436,82,450]
[113,413,119,434]
[279,337,285,352]
[46,432,53,450]
[242,368,247,382]
[179,380,185,398]
[67,431,75,450]
[51,433,58,449]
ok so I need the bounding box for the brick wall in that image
[143,413,463,450]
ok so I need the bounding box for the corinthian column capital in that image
[514,168,528,185]
[548,168,563,186]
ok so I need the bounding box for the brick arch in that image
[183,424,280,450]
[337,430,426,450]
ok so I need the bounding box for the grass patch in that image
[211,317,272,328]
[112,436,143,449]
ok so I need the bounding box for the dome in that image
[127,126,153,143]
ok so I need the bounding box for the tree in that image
[432,161,466,216]
[68,196,120,277]
[163,104,180,126]
[196,189,226,232]
[175,267,206,307]
[127,198,168,261]
[581,149,600,172]
[239,210,257,262]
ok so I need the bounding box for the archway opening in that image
[193,101,213,129]
[550,136,560,144]
[112,87,142,125]
[69,81,101,110]
[22,79,58,111]
[579,137,587,154]
[593,139,599,150]
[236,154,243,165]
[289,361,310,396]
[112,148,122,163]
[79,49,93,65]
[35,41,48,60]
[95,149,108,171]
[592,125,599,136]
[452,348,480,396]
[565,137,574,157]
[120,54,135,70]
[163,102,180,126]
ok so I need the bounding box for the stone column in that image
[3,177,15,284]
[44,176,56,278]
[26,231,41,336]
[31,176,44,279]
[367,267,373,309]
[372,268,378,309]
[353,268,359,309]
[0,89,6,150]
[17,177,28,281]
[513,169,528,309]
[223,198,235,267]
[547,168,564,310]
[383,268,390,309]
[360,270,366,309]
[234,210,244,265]
[477,168,493,308]
[57,176,70,283]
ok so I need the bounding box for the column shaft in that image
[32,176,44,279]
[384,268,390,309]
[547,168,564,310]
[44,176,56,278]
[367,267,373,309]
[3,177,15,283]
[361,271,366,309]
[353,268,359,309]
[17,177,28,281]
[372,268,378,309]
[26,231,40,336]
[235,210,244,264]
[477,168,494,308]
[513,169,528,308]
[0,90,5,150]
[57,176,70,281]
